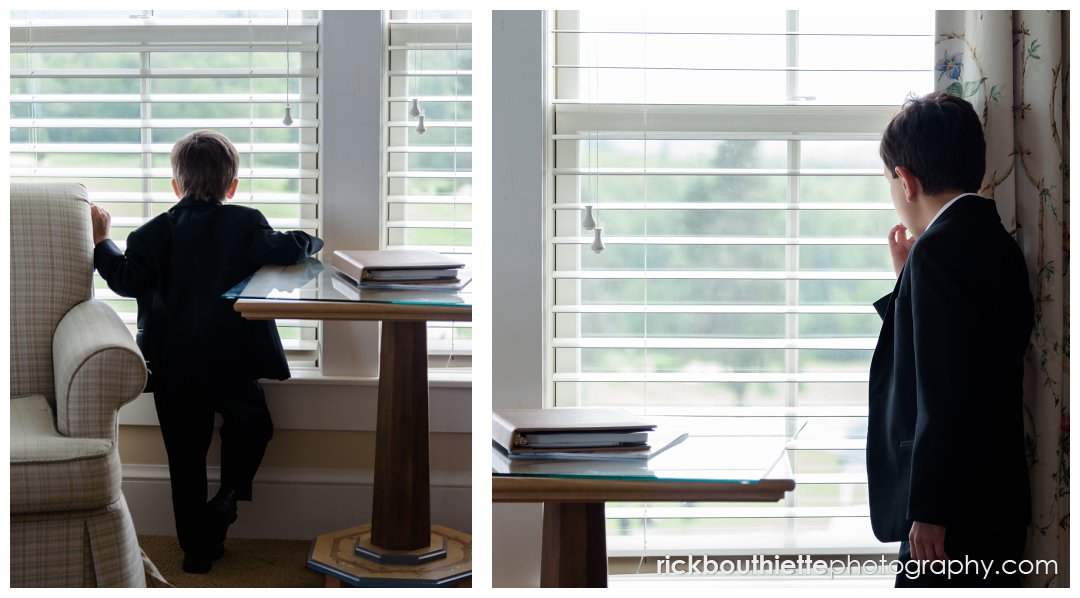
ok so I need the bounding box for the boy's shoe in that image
[205,487,240,546]
[182,543,224,574]
[182,553,213,574]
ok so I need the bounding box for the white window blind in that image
[549,10,933,559]
[10,10,321,368]
[385,10,472,370]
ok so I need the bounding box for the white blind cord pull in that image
[591,227,605,253]
[282,10,293,126]
[415,25,426,134]
[582,204,596,231]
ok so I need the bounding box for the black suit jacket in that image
[94,197,324,383]
[866,195,1033,542]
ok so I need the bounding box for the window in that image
[548,10,933,560]
[385,10,472,370]
[10,10,321,368]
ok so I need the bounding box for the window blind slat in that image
[387,69,473,77]
[12,67,319,78]
[552,304,878,314]
[552,202,892,211]
[21,191,318,204]
[12,142,319,153]
[105,216,318,229]
[551,373,869,383]
[386,195,474,204]
[552,270,893,280]
[12,167,318,179]
[552,236,887,246]
[551,167,882,176]
[386,120,473,128]
[387,171,471,178]
[14,43,320,53]
[552,337,877,350]
[11,94,319,104]
[387,95,471,102]
[11,118,319,129]
[386,220,472,229]
[552,64,927,73]
[387,145,472,153]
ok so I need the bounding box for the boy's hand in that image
[888,223,915,277]
[91,203,111,245]
[908,521,948,561]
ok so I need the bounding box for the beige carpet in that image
[138,535,323,588]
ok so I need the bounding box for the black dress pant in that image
[895,525,1027,587]
[152,372,274,555]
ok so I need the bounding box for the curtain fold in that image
[935,10,1069,588]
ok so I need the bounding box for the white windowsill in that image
[265,367,472,388]
[118,367,472,433]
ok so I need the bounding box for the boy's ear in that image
[226,179,239,199]
[171,179,183,199]
[893,167,920,203]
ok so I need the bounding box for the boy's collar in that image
[924,192,978,232]
[178,195,223,207]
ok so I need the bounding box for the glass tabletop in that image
[492,434,792,484]
[223,258,472,308]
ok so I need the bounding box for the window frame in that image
[543,9,931,559]
[9,9,322,368]
[382,10,473,371]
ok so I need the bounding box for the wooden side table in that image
[230,261,472,587]
[492,436,796,588]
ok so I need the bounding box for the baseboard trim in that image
[123,465,471,540]
[122,464,471,488]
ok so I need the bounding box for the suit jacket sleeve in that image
[243,209,325,265]
[905,237,980,526]
[94,233,157,298]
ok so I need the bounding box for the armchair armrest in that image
[52,300,147,440]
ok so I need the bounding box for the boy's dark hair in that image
[879,91,986,195]
[170,130,240,203]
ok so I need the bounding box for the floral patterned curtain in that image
[935,10,1069,588]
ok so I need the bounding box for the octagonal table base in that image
[308,524,471,588]
[354,531,447,565]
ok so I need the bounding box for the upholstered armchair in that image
[9,183,149,587]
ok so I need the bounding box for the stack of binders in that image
[331,249,469,290]
[492,408,657,456]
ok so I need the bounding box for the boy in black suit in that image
[868,92,1033,587]
[92,130,324,573]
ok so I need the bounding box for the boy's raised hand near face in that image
[91,203,111,245]
[887,223,915,277]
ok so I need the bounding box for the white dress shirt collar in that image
[924,192,980,233]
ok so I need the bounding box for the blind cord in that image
[248,13,255,203]
[447,15,461,368]
[26,13,37,171]
[283,10,293,126]
[636,20,650,577]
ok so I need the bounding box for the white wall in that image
[491,9,546,588]
[318,9,382,379]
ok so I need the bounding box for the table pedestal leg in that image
[306,320,471,586]
[541,502,608,587]
[371,321,432,552]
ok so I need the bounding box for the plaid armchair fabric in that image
[9,183,149,587]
